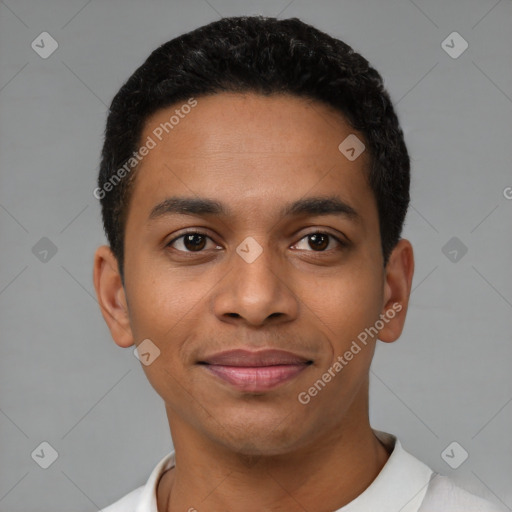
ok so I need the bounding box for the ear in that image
[378,239,414,343]
[92,245,134,348]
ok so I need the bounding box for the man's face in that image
[118,92,389,455]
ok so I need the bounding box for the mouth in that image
[197,349,313,392]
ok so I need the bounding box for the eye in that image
[293,231,346,252]
[166,230,346,254]
[166,231,220,253]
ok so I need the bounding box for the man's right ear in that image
[93,245,134,348]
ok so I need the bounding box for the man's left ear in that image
[378,239,414,343]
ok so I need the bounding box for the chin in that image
[221,434,300,458]
[209,411,310,457]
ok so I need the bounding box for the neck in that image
[157,384,390,512]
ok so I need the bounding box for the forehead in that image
[125,92,375,228]
[143,92,361,159]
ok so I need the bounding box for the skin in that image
[93,92,414,512]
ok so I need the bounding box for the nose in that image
[212,239,299,327]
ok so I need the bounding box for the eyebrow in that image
[147,195,360,223]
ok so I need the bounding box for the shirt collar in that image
[136,430,433,512]
[337,430,433,512]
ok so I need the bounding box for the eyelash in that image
[165,229,348,254]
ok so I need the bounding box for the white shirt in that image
[101,430,506,512]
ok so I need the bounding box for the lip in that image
[200,349,311,366]
[198,349,312,392]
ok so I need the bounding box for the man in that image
[93,16,505,512]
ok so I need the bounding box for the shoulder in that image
[96,451,175,512]
[99,485,144,512]
[420,474,508,512]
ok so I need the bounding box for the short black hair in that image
[97,15,410,283]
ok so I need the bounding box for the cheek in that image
[126,270,205,403]
[303,264,384,349]
[126,264,208,342]
[297,270,382,417]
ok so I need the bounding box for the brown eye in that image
[308,233,329,251]
[167,231,218,253]
[182,233,207,251]
[294,232,344,252]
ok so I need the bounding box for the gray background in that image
[1,0,511,510]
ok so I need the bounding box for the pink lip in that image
[200,349,311,366]
[204,364,308,392]
[199,349,312,392]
